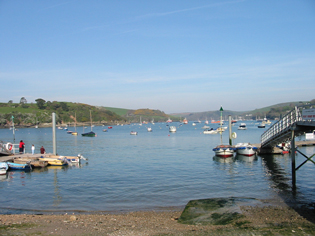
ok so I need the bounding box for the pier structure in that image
[260,105,315,187]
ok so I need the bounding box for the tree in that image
[8,100,13,104]
[20,97,27,104]
[35,98,46,109]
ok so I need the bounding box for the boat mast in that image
[220,106,223,145]
[90,110,92,131]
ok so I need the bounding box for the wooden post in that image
[52,113,57,155]
[291,129,296,189]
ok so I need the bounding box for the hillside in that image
[1,99,314,128]
[0,101,124,128]
[170,100,315,121]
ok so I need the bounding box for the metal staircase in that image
[261,106,315,148]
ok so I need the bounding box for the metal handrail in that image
[261,106,307,147]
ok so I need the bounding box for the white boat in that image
[166,118,172,123]
[258,123,265,128]
[203,128,218,134]
[130,131,138,135]
[235,143,257,156]
[238,123,247,130]
[202,125,210,129]
[183,118,188,124]
[169,126,176,132]
[147,127,152,132]
[213,145,234,158]
[192,123,196,126]
[0,162,9,175]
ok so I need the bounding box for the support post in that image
[52,113,57,155]
[291,129,296,189]
[229,115,232,146]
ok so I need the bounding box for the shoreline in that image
[1,200,315,235]
[1,206,315,235]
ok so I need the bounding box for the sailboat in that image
[72,112,78,136]
[81,111,96,137]
[212,106,234,158]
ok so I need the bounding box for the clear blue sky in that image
[1,0,314,113]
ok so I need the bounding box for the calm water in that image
[0,121,314,214]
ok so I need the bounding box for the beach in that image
[1,204,315,235]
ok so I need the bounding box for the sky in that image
[0,0,314,114]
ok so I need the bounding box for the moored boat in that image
[0,162,8,175]
[183,118,188,124]
[169,126,176,132]
[213,145,234,158]
[203,128,218,134]
[13,158,48,168]
[39,156,69,166]
[238,123,247,130]
[7,162,32,170]
[235,143,258,156]
[258,123,265,128]
[213,106,234,158]
[147,127,152,132]
[81,131,96,137]
[130,131,138,135]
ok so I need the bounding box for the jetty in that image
[0,153,60,162]
[259,106,315,187]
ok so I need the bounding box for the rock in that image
[70,216,78,221]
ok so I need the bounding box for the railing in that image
[11,144,26,154]
[261,106,303,147]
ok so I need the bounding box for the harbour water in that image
[0,121,314,214]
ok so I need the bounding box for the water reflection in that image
[0,174,8,181]
[7,171,31,186]
[235,154,257,163]
[53,169,62,206]
[213,156,234,163]
[261,155,291,194]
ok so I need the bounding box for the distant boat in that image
[183,118,188,124]
[130,131,138,135]
[169,126,176,132]
[72,112,78,136]
[205,118,209,125]
[166,118,172,123]
[238,123,247,130]
[203,128,218,134]
[147,127,152,132]
[82,111,96,137]
[192,123,196,126]
[258,123,265,128]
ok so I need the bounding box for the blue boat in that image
[7,162,32,170]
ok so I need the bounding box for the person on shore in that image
[31,144,35,155]
[19,140,25,154]
[40,146,45,154]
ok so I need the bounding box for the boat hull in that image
[81,131,96,137]
[235,144,257,156]
[7,162,32,170]
[213,145,234,158]
[0,162,8,175]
